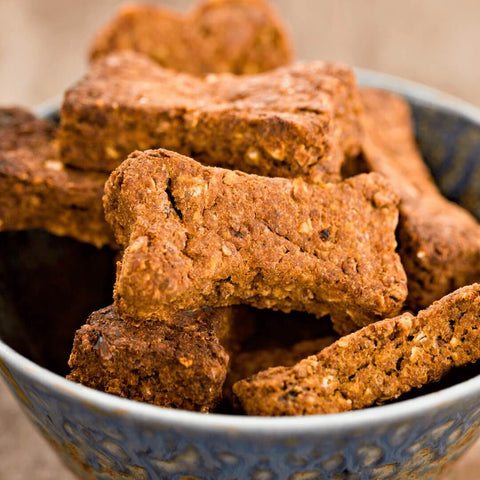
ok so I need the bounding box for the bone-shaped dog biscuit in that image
[104,149,407,331]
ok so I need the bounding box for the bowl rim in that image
[2,67,480,434]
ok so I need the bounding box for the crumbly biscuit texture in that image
[233,284,480,416]
[68,305,242,412]
[59,51,362,179]
[227,336,337,391]
[104,149,406,331]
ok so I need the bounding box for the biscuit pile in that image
[2,0,480,416]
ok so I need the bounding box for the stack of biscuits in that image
[1,0,480,416]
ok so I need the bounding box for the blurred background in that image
[0,0,480,478]
[1,0,480,107]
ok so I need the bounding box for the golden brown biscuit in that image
[360,88,480,310]
[233,284,480,416]
[104,149,407,332]
[227,336,337,391]
[59,51,362,180]
[89,0,293,75]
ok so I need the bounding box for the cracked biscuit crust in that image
[59,51,362,180]
[89,0,293,76]
[360,88,480,310]
[0,107,114,247]
[104,149,407,331]
[233,284,480,416]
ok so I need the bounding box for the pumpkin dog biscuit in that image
[68,305,243,412]
[59,51,362,180]
[360,88,480,310]
[90,0,293,75]
[233,284,480,416]
[0,107,113,247]
[104,149,407,332]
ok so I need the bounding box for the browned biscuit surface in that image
[0,107,114,247]
[233,284,480,416]
[59,51,362,179]
[104,149,407,331]
[68,305,242,412]
[360,88,480,310]
[89,0,293,75]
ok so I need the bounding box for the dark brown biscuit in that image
[0,107,114,247]
[104,149,407,331]
[59,51,362,179]
[360,88,480,310]
[89,0,293,75]
[233,284,480,416]
[67,305,244,412]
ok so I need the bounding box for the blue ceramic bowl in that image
[1,70,480,480]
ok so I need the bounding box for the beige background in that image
[1,0,480,478]
[1,0,480,108]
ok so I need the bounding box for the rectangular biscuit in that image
[67,305,243,412]
[104,148,407,332]
[59,51,362,181]
[360,88,480,310]
[0,107,114,248]
[233,283,480,416]
[89,0,293,75]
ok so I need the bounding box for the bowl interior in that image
[0,230,116,375]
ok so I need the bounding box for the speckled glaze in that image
[2,70,480,479]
